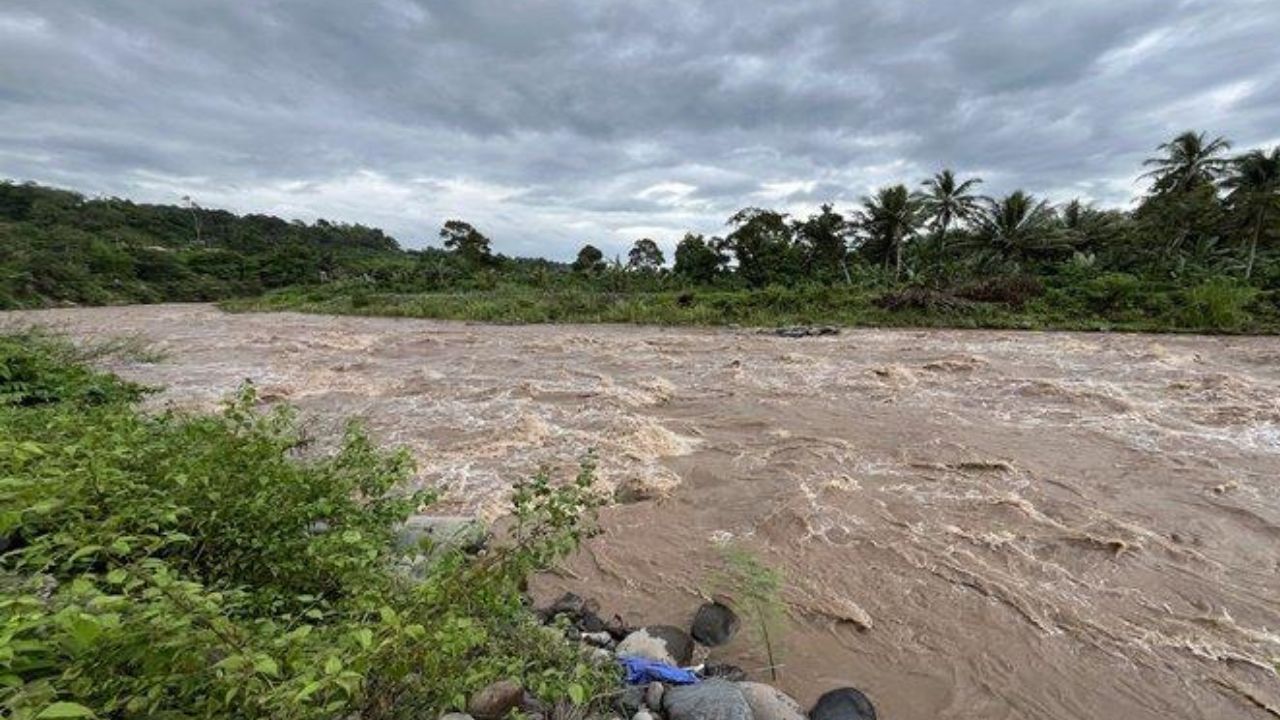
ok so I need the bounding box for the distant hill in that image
[0,181,405,308]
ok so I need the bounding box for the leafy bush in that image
[0,334,614,719]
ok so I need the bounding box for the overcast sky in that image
[2,1,1278,258]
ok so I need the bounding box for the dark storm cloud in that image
[1,0,1278,258]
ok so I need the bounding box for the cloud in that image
[1,0,1277,258]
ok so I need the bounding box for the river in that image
[5,304,1279,719]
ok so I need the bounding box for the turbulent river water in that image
[6,304,1280,719]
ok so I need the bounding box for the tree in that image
[1142,131,1232,195]
[572,244,606,274]
[1221,147,1280,279]
[672,233,723,284]
[855,185,924,278]
[725,208,794,287]
[439,220,494,265]
[970,191,1071,265]
[918,170,984,242]
[793,204,851,283]
[626,238,665,271]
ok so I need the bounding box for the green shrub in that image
[0,334,614,720]
[1178,278,1257,331]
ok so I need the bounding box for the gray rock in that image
[662,680,753,720]
[614,686,647,717]
[738,683,805,720]
[633,710,656,720]
[397,515,488,555]
[617,625,694,666]
[644,682,665,711]
[440,713,475,720]
[810,688,876,720]
[586,647,615,666]
[395,515,489,580]
[467,679,524,719]
[581,631,615,649]
[765,326,840,339]
[701,663,747,682]
[691,602,740,647]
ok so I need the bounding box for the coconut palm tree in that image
[970,191,1070,264]
[1142,131,1232,194]
[1221,147,1280,279]
[918,169,984,241]
[856,185,925,278]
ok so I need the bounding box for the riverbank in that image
[222,279,1280,334]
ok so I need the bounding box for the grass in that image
[222,279,1280,335]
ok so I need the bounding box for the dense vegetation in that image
[0,331,612,719]
[5,130,1280,332]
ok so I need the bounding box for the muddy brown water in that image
[5,304,1280,719]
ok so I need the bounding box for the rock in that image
[614,475,677,504]
[701,663,747,682]
[544,592,595,619]
[764,326,840,339]
[467,679,524,719]
[581,631,615,649]
[633,710,655,720]
[440,713,475,720]
[662,680,753,720]
[614,686,646,717]
[690,602,739,647]
[586,647,615,666]
[810,688,876,720]
[738,683,805,720]
[540,592,610,634]
[397,515,489,555]
[617,625,694,666]
[644,682,665,711]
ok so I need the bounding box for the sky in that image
[2,1,1279,259]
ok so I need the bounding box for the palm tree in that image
[1142,131,1232,194]
[918,169,984,242]
[856,185,924,278]
[1221,147,1280,279]
[971,191,1069,264]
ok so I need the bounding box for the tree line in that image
[1,130,1276,315]
[551,131,1277,290]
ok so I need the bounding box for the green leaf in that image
[252,656,280,677]
[324,656,343,675]
[567,683,586,706]
[36,702,97,719]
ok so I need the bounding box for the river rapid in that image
[6,304,1279,719]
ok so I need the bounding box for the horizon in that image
[3,1,1279,261]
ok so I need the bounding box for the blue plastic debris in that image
[619,656,701,685]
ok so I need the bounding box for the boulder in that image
[810,688,876,720]
[662,680,753,720]
[738,683,805,720]
[690,602,740,647]
[467,679,524,720]
[616,625,694,666]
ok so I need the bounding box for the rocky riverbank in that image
[457,590,876,720]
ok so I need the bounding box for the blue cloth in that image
[619,656,701,685]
